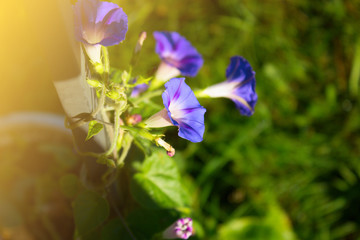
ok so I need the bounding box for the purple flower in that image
[74,0,128,62]
[154,31,203,81]
[202,56,257,116]
[130,83,149,98]
[163,218,193,239]
[145,78,206,143]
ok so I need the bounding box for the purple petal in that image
[226,56,255,83]
[162,78,206,142]
[131,83,149,98]
[177,110,206,142]
[233,77,257,116]
[226,56,257,116]
[154,31,203,77]
[99,8,128,46]
[74,0,127,46]
[93,0,119,23]
[178,218,185,225]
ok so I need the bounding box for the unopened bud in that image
[155,138,175,157]
[167,149,175,157]
[127,114,142,125]
[135,31,147,53]
[163,218,193,239]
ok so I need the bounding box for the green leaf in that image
[87,79,103,88]
[86,120,104,141]
[133,136,152,156]
[264,204,298,240]
[127,76,152,87]
[130,150,188,209]
[122,126,155,141]
[106,90,121,100]
[74,191,110,236]
[137,76,152,84]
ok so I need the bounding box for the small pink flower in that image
[163,218,193,239]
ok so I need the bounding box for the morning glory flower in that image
[153,31,203,81]
[200,56,257,116]
[163,218,193,239]
[145,78,206,143]
[74,0,128,63]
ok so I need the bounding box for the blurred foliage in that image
[109,0,360,239]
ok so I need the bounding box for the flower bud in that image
[167,149,175,157]
[163,218,193,239]
[135,31,147,53]
[126,114,142,125]
[155,138,175,157]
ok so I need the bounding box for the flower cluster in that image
[73,0,258,171]
[72,0,259,239]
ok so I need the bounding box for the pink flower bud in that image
[127,114,142,125]
[163,218,193,239]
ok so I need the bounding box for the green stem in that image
[64,116,87,130]
[132,89,163,105]
[148,78,164,91]
[101,167,117,188]
[102,46,110,74]
[71,133,103,158]
[93,118,112,126]
[104,107,121,157]
[72,107,122,165]
[193,89,209,98]
[91,86,106,117]
[117,134,133,168]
